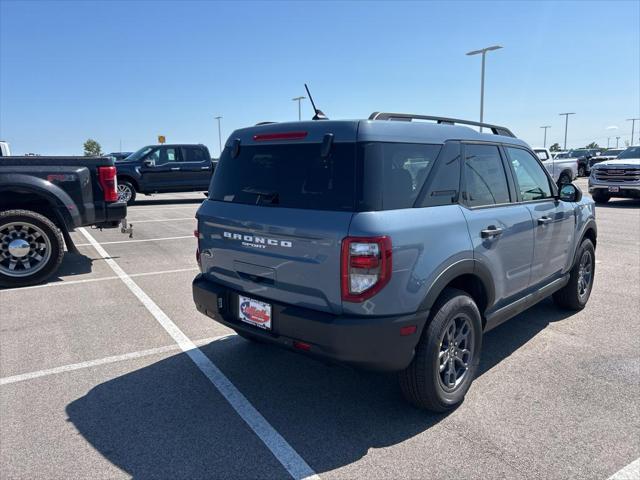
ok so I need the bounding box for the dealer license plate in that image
[238,295,272,330]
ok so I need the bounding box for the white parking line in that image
[0,267,199,292]
[78,227,319,480]
[0,336,228,386]
[608,458,640,480]
[127,217,194,223]
[74,235,193,247]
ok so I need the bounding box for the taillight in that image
[98,166,118,202]
[341,236,392,302]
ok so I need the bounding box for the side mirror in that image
[559,183,582,202]
[143,158,155,167]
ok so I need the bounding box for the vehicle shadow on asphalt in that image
[131,198,205,206]
[65,298,576,478]
[594,199,640,209]
[48,252,94,281]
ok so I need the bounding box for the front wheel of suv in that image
[117,181,137,205]
[399,288,482,412]
[553,238,595,310]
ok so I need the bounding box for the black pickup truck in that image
[114,144,214,204]
[0,156,127,288]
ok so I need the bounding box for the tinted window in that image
[183,147,208,163]
[506,147,552,201]
[618,146,640,159]
[417,141,460,208]
[462,144,510,207]
[359,143,441,210]
[160,147,180,163]
[210,143,356,211]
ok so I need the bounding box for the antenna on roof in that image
[304,84,328,120]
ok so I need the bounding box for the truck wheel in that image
[578,165,586,177]
[399,288,482,412]
[553,239,595,311]
[557,172,571,187]
[117,181,137,205]
[0,210,64,288]
[592,191,610,204]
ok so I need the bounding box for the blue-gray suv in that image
[192,113,597,411]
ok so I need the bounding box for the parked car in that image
[192,113,597,412]
[0,141,12,157]
[0,149,128,287]
[533,147,577,186]
[588,148,624,170]
[106,151,133,161]
[566,149,601,177]
[114,144,214,204]
[588,146,640,203]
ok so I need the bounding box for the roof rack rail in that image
[368,112,515,138]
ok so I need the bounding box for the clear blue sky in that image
[1,0,638,156]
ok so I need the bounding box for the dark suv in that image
[192,113,597,411]
[114,144,213,204]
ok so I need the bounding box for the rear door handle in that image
[537,216,552,225]
[170,167,180,171]
[480,226,503,238]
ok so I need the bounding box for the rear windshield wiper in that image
[241,187,280,205]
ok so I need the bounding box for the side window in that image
[159,147,180,164]
[417,141,461,207]
[462,144,510,207]
[535,150,550,161]
[506,147,552,201]
[145,148,161,164]
[183,147,208,163]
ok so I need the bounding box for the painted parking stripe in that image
[608,458,640,480]
[78,227,319,480]
[127,217,194,223]
[0,267,199,292]
[74,235,193,247]
[0,336,228,386]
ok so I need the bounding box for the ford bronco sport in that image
[192,113,597,411]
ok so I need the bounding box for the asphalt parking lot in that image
[1,179,639,480]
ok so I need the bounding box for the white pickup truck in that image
[534,148,578,186]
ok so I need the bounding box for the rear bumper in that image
[192,275,426,372]
[95,201,127,228]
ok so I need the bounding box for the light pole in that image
[540,125,551,148]
[627,118,640,146]
[214,116,223,158]
[607,137,611,148]
[466,45,503,132]
[559,113,575,150]
[616,136,620,148]
[292,96,306,121]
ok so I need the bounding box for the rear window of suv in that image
[209,141,442,212]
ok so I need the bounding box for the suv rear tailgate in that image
[197,200,352,315]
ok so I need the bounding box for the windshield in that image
[124,146,154,162]
[555,152,569,158]
[617,146,640,159]
[569,150,589,158]
[603,149,623,157]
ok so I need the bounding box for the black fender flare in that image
[418,258,495,315]
[572,219,597,265]
[0,174,80,229]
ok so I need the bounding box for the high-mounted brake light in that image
[341,236,392,302]
[98,166,118,202]
[253,131,308,141]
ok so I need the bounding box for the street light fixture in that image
[540,125,551,148]
[627,118,640,146]
[466,45,503,131]
[558,113,576,150]
[214,116,223,158]
[616,136,620,148]
[292,96,306,121]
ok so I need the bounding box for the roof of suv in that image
[229,119,529,148]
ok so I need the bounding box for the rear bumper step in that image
[192,275,426,371]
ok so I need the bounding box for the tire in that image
[553,238,595,311]
[399,288,482,412]
[578,165,586,177]
[117,180,137,205]
[592,191,610,204]
[557,172,571,188]
[0,209,65,288]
